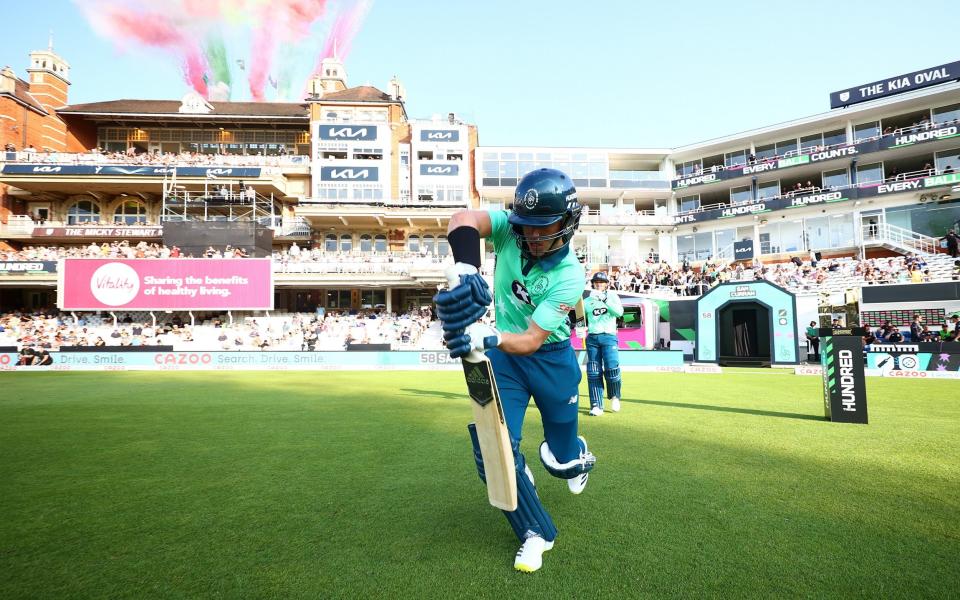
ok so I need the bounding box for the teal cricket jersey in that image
[488,209,586,344]
[584,290,624,335]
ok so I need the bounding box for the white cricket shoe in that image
[567,472,589,494]
[589,406,603,417]
[610,397,621,412]
[514,536,554,573]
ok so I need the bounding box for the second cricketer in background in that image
[584,271,624,415]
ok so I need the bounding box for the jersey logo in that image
[592,307,608,317]
[511,280,532,305]
[530,274,549,295]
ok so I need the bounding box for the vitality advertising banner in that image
[0,261,58,274]
[0,165,261,177]
[58,258,273,311]
[819,328,868,424]
[829,60,960,108]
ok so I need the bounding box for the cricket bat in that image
[573,297,586,331]
[446,272,517,511]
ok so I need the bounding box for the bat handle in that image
[462,349,486,364]
[444,262,477,289]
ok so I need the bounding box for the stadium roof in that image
[0,73,48,115]
[317,85,396,103]
[58,99,309,119]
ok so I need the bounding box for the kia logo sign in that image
[733,240,754,260]
[419,164,459,176]
[319,166,378,181]
[420,129,459,142]
[318,125,377,140]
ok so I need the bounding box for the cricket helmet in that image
[509,168,582,261]
[591,272,609,286]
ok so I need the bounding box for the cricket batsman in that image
[433,168,596,572]
[583,271,624,415]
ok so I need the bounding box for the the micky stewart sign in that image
[58,258,273,310]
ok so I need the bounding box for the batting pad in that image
[467,423,487,483]
[539,436,596,479]
[587,360,604,409]
[469,425,557,542]
[604,367,621,400]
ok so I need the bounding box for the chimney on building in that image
[389,75,405,101]
[0,66,16,95]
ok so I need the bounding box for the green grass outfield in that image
[1,370,958,599]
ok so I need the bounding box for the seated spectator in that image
[17,345,37,365]
[887,328,905,343]
[36,348,53,366]
[939,324,952,341]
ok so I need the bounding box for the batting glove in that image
[433,263,492,332]
[444,322,502,359]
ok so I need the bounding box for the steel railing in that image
[1,151,310,168]
[674,117,960,179]
[861,222,941,256]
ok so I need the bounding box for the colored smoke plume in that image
[75,0,372,101]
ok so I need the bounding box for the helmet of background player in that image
[508,168,582,262]
[591,271,609,288]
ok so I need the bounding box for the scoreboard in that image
[860,308,945,327]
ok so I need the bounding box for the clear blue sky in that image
[4,0,958,149]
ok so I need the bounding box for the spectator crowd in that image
[607,253,957,297]
[2,307,440,361]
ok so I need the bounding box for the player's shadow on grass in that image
[402,388,464,400]
[624,397,823,422]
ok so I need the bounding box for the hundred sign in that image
[674,172,960,223]
[672,121,960,190]
[829,60,960,108]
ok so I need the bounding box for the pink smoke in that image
[94,7,209,96]
[76,0,373,101]
[316,0,371,65]
[249,0,329,101]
